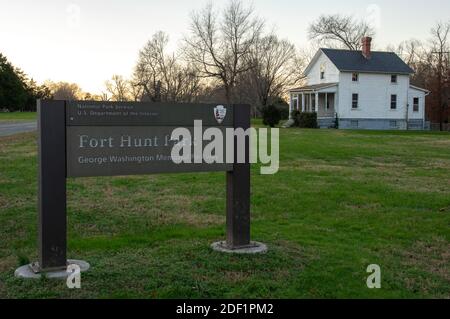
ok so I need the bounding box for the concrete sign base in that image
[15,259,90,279]
[211,241,268,254]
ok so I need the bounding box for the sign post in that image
[227,104,251,248]
[212,104,267,254]
[16,100,266,279]
[35,100,67,272]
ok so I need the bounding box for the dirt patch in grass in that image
[67,187,224,236]
[63,175,226,238]
[0,195,9,209]
[0,255,16,273]
[343,202,383,211]
[402,238,450,282]
[0,279,6,297]
[0,254,21,297]
[394,237,450,297]
[0,132,35,148]
[281,157,450,195]
[390,176,450,195]
[281,161,347,173]
[416,137,450,147]
[422,158,450,169]
[223,270,251,283]
[0,195,32,210]
[281,157,409,174]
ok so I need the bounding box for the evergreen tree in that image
[0,53,51,111]
[0,53,29,111]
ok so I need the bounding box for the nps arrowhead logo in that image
[214,105,227,124]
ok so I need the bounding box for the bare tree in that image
[184,0,264,104]
[128,80,144,102]
[388,39,424,66]
[308,14,375,50]
[105,75,131,101]
[430,21,450,130]
[134,31,171,102]
[85,93,104,101]
[247,34,305,109]
[100,92,110,102]
[386,22,450,128]
[134,31,202,102]
[45,81,83,100]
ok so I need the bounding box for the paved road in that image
[0,121,37,137]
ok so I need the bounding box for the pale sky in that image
[1,0,449,93]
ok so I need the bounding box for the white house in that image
[289,37,430,130]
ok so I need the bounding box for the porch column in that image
[289,94,293,119]
[301,93,305,112]
[309,94,312,112]
[315,92,318,113]
[325,93,328,112]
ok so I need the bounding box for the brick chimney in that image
[362,37,372,59]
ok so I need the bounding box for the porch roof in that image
[410,85,430,94]
[289,82,338,93]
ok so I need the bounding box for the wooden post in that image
[226,104,251,248]
[35,100,67,272]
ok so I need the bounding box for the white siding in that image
[408,88,426,120]
[337,72,410,120]
[305,52,340,85]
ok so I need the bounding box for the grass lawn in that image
[0,112,36,122]
[0,127,449,298]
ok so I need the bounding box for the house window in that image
[352,73,359,82]
[390,95,397,109]
[350,120,359,128]
[352,94,359,109]
[320,63,326,80]
[413,97,419,112]
[390,120,398,128]
[391,75,397,83]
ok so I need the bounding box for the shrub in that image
[276,105,289,120]
[291,111,318,128]
[272,99,289,120]
[262,104,282,127]
[291,110,301,126]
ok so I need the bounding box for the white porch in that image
[289,83,338,119]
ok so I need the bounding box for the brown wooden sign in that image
[35,100,251,273]
[66,126,232,177]
[66,101,234,126]
[66,101,233,177]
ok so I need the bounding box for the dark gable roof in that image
[321,48,414,74]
